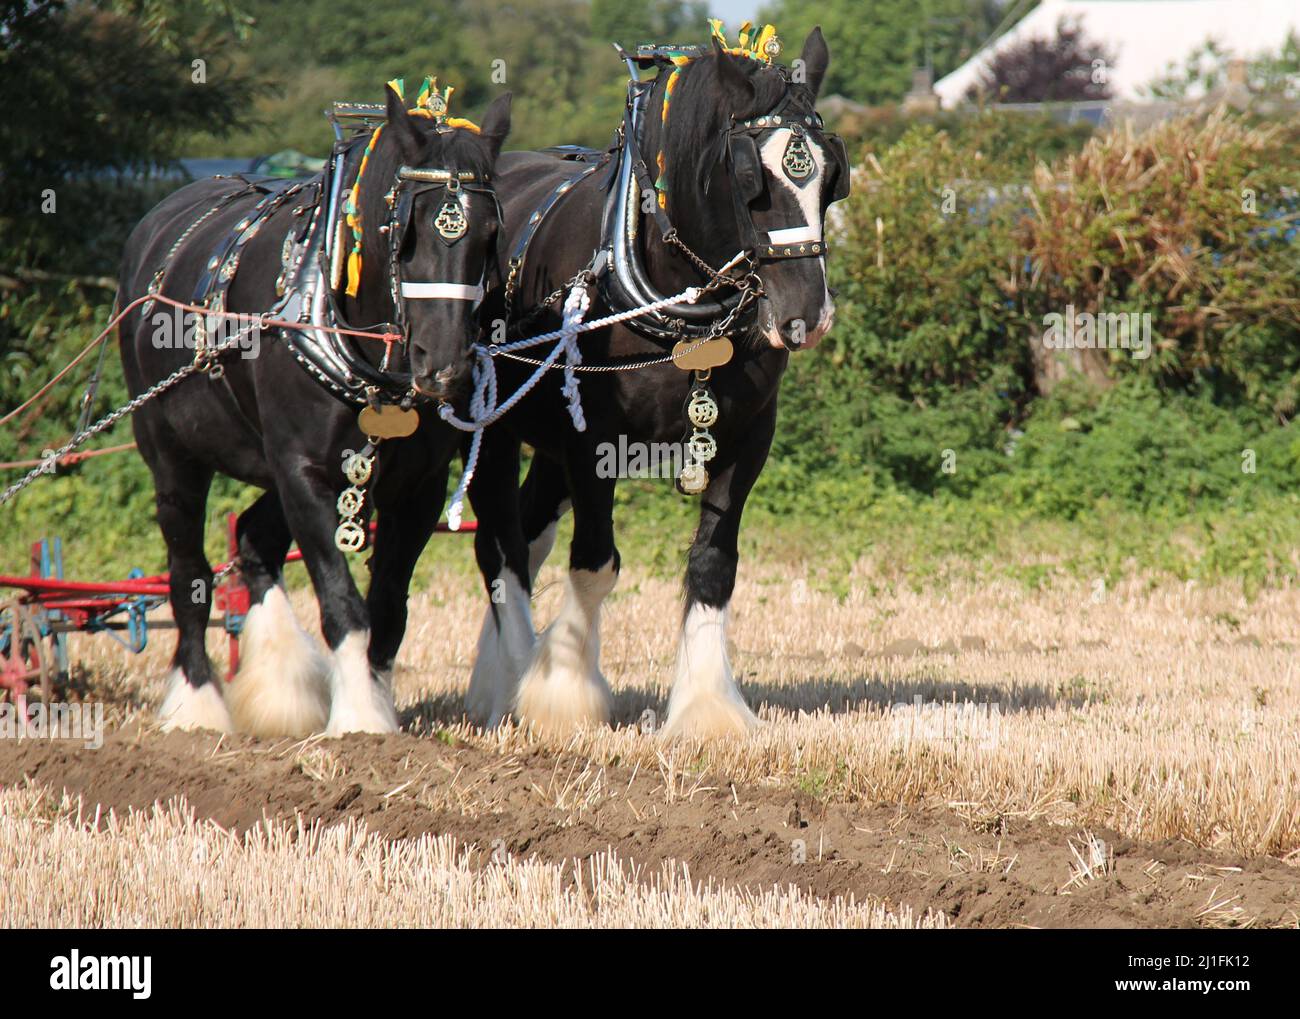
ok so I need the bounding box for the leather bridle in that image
[380,164,503,361]
[724,94,850,261]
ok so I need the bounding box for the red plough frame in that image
[0,513,473,704]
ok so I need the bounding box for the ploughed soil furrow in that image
[1,726,1296,928]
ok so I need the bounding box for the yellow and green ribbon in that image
[344,75,483,297]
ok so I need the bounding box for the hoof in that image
[158,670,234,733]
[513,656,612,737]
[325,632,399,736]
[226,587,330,737]
[661,688,759,740]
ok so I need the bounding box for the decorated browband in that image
[344,76,481,298]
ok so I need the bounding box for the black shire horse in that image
[465,28,848,738]
[117,87,510,736]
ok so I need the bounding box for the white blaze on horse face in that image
[466,552,536,728]
[225,585,329,737]
[324,630,399,736]
[158,668,234,733]
[512,558,615,735]
[662,603,759,739]
[757,130,836,350]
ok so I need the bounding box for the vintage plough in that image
[0,513,473,706]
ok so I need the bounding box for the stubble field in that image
[2,553,1298,928]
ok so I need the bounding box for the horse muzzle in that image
[412,361,473,404]
[759,299,835,351]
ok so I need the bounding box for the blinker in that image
[729,135,763,204]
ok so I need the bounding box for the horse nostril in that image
[416,362,472,405]
[780,318,810,349]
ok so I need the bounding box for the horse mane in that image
[653,51,790,205]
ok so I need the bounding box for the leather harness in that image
[501,49,851,345]
[147,123,502,409]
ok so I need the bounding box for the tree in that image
[967,16,1114,103]
[759,0,1005,104]
[0,0,260,270]
[590,0,708,47]
[1142,31,1300,101]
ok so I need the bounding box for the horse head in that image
[350,84,512,403]
[649,26,848,351]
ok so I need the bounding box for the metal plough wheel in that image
[0,599,51,708]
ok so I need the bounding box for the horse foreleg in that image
[465,435,537,728]
[521,454,573,584]
[661,407,775,740]
[511,453,615,735]
[275,460,398,736]
[366,461,449,694]
[225,489,330,737]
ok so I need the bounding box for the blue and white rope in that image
[439,280,707,530]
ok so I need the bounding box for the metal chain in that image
[0,317,259,507]
[506,219,763,343]
[0,362,200,506]
[213,559,240,583]
[496,226,765,374]
[664,228,747,290]
[492,280,762,373]
[506,267,596,338]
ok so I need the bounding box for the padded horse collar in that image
[598,76,753,343]
[273,133,501,405]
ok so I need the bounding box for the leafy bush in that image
[1023,112,1300,415]
[982,377,1300,517]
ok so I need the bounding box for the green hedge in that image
[3,109,1299,584]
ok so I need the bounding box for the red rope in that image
[0,441,137,471]
[1,292,403,430]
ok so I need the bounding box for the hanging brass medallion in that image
[434,200,467,242]
[677,370,720,497]
[782,135,815,182]
[335,447,376,553]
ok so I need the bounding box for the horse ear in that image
[711,36,756,107]
[477,92,512,161]
[798,26,829,99]
[384,84,422,160]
